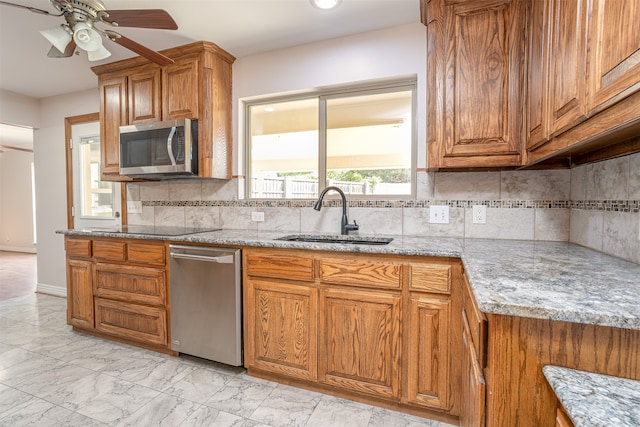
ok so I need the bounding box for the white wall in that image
[0,150,35,252]
[232,22,427,176]
[34,88,98,296]
[0,90,40,128]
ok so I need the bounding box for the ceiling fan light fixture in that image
[40,25,72,54]
[310,0,341,10]
[87,44,111,61]
[73,22,103,51]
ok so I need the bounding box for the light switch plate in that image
[251,211,265,222]
[127,201,142,214]
[429,205,449,224]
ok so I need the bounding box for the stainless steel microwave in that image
[119,119,198,178]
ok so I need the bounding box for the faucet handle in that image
[346,220,359,232]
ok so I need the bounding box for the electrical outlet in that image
[429,205,449,224]
[126,201,142,214]
[251,211,265,222]
[472,205,486,224]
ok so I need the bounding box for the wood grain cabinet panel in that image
[547,0,589,136]
[427,0,526,169]
[128,68,161,124]
[588,0,640,113]
[67,259,94,329]
[93,240,126,262]
[162,59,199,119]
[460,312,486,427]
[94,297,167,346]
[65,238,92,258]
[94,264,166,306]
[406,296,451,410]
[319,258,401,290]
[526,0,550,151]
[555,407,574,427]
[127,242,166,266]
[410,264,451,294]
[98,76,128,179]
[318,287,401,399]
[245,253,314,282]
[244,279,318,381]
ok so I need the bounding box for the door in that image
[66,115,121,230]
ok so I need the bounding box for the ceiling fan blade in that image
[100,9,178,30]
[0,0,56,15]
[107,33,174,66]
[47,40,76,58]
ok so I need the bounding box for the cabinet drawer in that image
[319,258,401,290]
[128,243,166,266]
[93,240,126,262]
[410,264,451,294]
[94,297,167,346]
[66,238,92,258]
[94,264,166,306]
[463,272,487,367]
[246,253,314,282]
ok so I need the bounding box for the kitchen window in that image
[246,80,416,199]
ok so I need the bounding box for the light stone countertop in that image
[59,228,640,331]
[543,366,640,427]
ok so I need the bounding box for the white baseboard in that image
[0,245,37,254]
[36,283,67,298]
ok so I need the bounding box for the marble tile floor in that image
[0,293,456,427]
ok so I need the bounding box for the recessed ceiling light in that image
[310,0,342,10]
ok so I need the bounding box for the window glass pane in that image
[249,98,319,198]
[326,90,412,196]
[80,137,114,217]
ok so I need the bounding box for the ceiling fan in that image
[0,0,178,66]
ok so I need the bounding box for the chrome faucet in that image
[313,186,359,235]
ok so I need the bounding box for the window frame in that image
[244,77,418,200]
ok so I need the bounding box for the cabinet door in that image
[162,59,199,119]
[547,0,589,136]
[99,76,128,179]
[526,0,550,151]
[128,68,161,124]
[460,313,486,427]
[67,259,94,328]
[94,297,167,346]
[429,0,525,168]
[318,287,401,399]
[244,279,318,381]
[588,0,640,113]
[406,296,451,410]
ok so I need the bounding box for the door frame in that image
[64,113,127,229]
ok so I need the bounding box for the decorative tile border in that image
[141,199,639,212]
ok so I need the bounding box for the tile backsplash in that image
[127,152,640,264]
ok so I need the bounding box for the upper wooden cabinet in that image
[588,0,640,114]
[92,41,235,181]
[524,0,640,165]
[426,0,526,169]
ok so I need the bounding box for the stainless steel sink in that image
[275,234,393,245]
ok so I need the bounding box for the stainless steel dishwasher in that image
[169,245,242,366]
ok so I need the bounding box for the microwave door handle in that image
[167,126,177,166]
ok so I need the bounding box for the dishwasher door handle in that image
[170,253,234,264]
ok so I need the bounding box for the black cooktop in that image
[84,225,221,236]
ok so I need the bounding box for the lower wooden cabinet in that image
[65,236,169,350]
[460,312,486,427]
[243,248,460,421]
[555,407,574,427]
[318,287,401,399]
[244,278,318,381]
[67,259,94,329]
[94,297,168,346]
[406,295,451,410]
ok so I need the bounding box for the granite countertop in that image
[59,228,640,331]
[543,366,640,427]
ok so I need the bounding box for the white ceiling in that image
[0,0,420,100]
